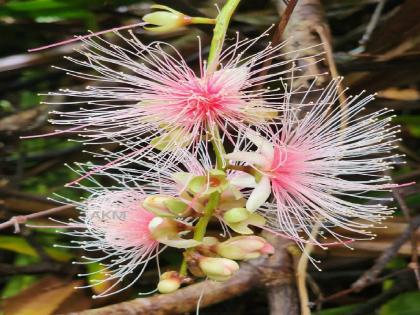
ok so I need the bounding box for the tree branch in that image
[64,234,299,315]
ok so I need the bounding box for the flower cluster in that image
[40,4,403,298]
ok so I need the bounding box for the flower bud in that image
[223,207,250,223]
[143,195,189,217]
[143,5,215,33]
[197,236,220,256]
[224,212,266,235]
[216,236,274,260]
[143,5,188,33]
[148,217,200,248]
[157,271,181,294]
[188,169,228,195]
[198,257,239,281]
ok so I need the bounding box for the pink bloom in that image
[226,78,404,246]
[57,186,197,297]
[39,30,320,162]
[58,190,160,297]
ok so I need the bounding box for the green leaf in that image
[1,255,39,298]
[0,236,73,262]
[380,291,420,315]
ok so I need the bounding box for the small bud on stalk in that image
[148,217,200,248]
[223,207,250,223]
[143,5,216,33]
[198,257,239,281]
[157,271,182,294]
[216,236,274,260]
[143,195,190,217]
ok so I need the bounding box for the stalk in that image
[207,0,241,73]
[179,0,240,277]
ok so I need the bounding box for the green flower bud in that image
[164,198,189,215]
[148,217,200,248]
[143,5,215,33]
[143,195,189,217]
[225,212,266,235]
[198,257,239,281]
[188,170,228,195]
[223,207,250,223]
[143,5,187,33]
[216,236,274,260]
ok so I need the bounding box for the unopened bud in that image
[143,5,215,33]
[188,170,228,195]
[223,207,250,223]
[157,271,181,293]
[197,236,220,256]
[148,217,199,249]
[216,236,274,260]
[199,257,239,281]
[143,5,188,33]
[143,195,189,217]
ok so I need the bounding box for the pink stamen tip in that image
[27,22,146,52]
[65,147,149,186]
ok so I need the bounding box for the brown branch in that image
[0,204,74,233]
[392,189,420,289]
[263,234,299,315]
[271,0,299,45]
[351,215,420,290]
[347,273,416,315]
[255,0,298,89]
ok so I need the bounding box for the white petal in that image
[245,130,274,158]
[246,176,271,212]
[230,172,257,188]
[225,152,266,165]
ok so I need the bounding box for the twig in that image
[358,0,386,50]
[352,215,420,291]
[255,0,298,89]
[296,222,321,315]
[347,273,416,315]
[0,204,73,233]
[393,189,420,289]
[272,0,299,44]
[319,268,412,303]
[263,233,299,315]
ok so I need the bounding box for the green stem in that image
[211,128,226,170]
[190,17,216,25]
[179,192,220,276]
[179,0,239,277]
[192,192,220,241]
[207,0,241,73]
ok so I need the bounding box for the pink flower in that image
[39,30,319,161]
[226,78,404,246]
[57,187,198,297]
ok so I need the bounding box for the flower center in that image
[183,79,224,122]
[268,145,306,188]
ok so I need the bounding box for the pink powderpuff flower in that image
[35,29,322,164]
[226,78,406,247]
[54,187,198,298]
